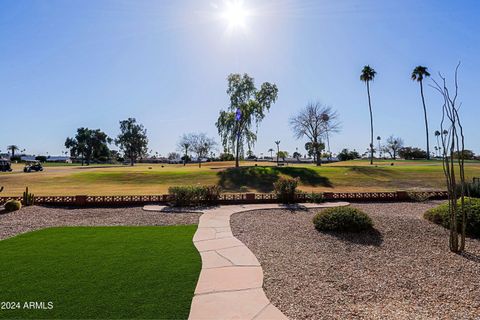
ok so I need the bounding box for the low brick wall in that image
[0,191,449,207]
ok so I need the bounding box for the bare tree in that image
[189,133,217,168]
[431,62,467,253]
[383,135,404,160]
[290,102,333,166]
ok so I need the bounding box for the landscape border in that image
[0,191,448,207]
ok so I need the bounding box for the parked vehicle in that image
[24,160,44,173]
[0,159,12,172]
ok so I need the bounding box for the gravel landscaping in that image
[0,206,201,240]
[231,202,480,319]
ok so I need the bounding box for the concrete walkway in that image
[145,202,349,320]
[192,204,279,320]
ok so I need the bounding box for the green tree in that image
[115,118,148,166]
[277,151,288,162]
[7,145,19,159]
[412,66,432,160]
[216,73,278,167]
[360,65,377,165]
[65,128,111,165]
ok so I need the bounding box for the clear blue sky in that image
[1,0,479,157]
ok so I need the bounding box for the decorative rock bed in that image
[231,202,480,319]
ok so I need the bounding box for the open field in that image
[0,226,201,319]
[1,160,480,196]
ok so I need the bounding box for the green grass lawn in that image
[0,226,201,319]
[1,160,480,195]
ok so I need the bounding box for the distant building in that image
[46,156,72,163]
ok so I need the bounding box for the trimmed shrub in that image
[308,192,325,203]
[4,200,22,212]
[168,185,221,206]
[424,197,480,238]
[273,177,299,204]
[313,206,373,232]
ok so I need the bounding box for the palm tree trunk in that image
[420,81,430,160]
[367,81,374,165]
[276,145,279,165]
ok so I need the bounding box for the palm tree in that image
[434,130,441,158]
[376,136,382,158]
[267,148,274,159]
[274,141,280,165]
[7,145,19,158]
[411,66,431,160]
[360,65,376,165]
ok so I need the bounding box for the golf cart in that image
[24,160,44,173]
[0,159,12,172]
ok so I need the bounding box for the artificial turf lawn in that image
[0,226,201,319]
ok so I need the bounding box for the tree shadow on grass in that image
[217,166,332,192]
[348,166,395,178]
[323,228,383,247]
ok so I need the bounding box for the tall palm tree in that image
[360,65,376,165]
[411,66,431,160]
[7,145,19,158]
[274,141,280,165]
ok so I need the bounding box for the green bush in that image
[424,197,480,238]
[273,177,299,204]
[308,192,325,203]
[313,206,373,232]
[4,200,22,212]
[456,181,480,198]
[168,185,221,206]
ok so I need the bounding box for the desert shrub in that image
[313,206,373,232]
[273,177,299,204]
[168,185,221,206]
[4,200,22,212]
[424,197,480,238]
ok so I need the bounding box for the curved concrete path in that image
[190,203,350,320]
[145,202,349,320]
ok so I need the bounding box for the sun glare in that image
[221,0,249,30]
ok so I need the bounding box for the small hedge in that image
[168,185,221,206]
[313,206,373,232]
[424,197,480,238]
[274,177,299,204]
[4,200,22,212]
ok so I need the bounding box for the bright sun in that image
[222,0,249,30]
